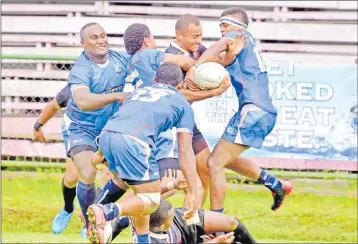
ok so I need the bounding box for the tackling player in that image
[86,63,198,244]
[186,7,294,213]
[65,22,130,234]
[123,22,239,208]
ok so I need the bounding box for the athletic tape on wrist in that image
[34,120,43,131]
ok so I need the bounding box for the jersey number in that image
[253,46,266,72]
[128,87,174,102]
[126,69,143,89]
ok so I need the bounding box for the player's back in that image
[127,48,165,89]
[225,31,276,113]
[66,50,130,132]
[103,83,194,150]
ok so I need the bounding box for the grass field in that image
[2,171,357,243]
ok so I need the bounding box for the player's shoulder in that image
[131,48,160,62]
[198,44,207,53]
[165,43,185,55]
[146,48,163,57]
[70,51,92,76]
[173,91,193,113]
[109,49,131,62]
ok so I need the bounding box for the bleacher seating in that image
[1,1,357,170]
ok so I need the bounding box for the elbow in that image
[74,97,91,110]
[185,96,195,103]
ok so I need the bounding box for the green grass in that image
[2,171,357,243]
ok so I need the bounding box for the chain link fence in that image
[2,57,75,164]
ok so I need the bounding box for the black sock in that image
[233,218,257,244]
[62,177,76,213]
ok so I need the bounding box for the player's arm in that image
[33,85,70,142]
[163,53,196,71]
[176,106,198,219]
[217,51,237,67]
[196,32,246,66]
[177,131,197,217]
[179,74,231,102]
[160,176,188,200]
[202,232,235,244]
[71,85,129,110]
[185,33,246,90]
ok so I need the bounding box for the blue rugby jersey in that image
[127,48,165,89]
[103,83,194,152]
[66,50,131,132]
[224,31,277,113]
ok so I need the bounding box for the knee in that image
[200,174,210,189]
[207,156,219,174]
[229,216,239,230]
[64,170,79,187]
[137,193,161,215]
[73,154,97,184]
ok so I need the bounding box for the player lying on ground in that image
[88,172,257,244]
[65,22,131,236]
[86,63,199,244]
[108,199,257,244]
[32,85,112,235]
[186,7,294,213]
[123,22,241,208]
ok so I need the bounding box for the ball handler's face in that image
[177,24,203,52]
[81,24,109,57]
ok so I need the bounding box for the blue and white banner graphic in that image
[192,62,358,162]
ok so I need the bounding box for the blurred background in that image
[1,1,357,243]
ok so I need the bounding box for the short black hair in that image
[80,22,100,41]
[123,23,151,55]
[221,7,249,27]
[156,62,183,87]
[149,200,173,229]
[175,14,201,32]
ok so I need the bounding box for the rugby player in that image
[186,7,294,213]
[122,22,240,208]
[164,14,235,207]
[111,199,257,244]
[64,22,130,234]
[86,63,199,244]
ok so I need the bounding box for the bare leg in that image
[195,147,211,207]
[227,157,261,181]
[208,139,248,211]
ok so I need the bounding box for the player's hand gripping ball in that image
[193,62,228,90]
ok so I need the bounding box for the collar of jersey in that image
[154,83,179,92]
[170,42,191,56]
[83,51,110,67]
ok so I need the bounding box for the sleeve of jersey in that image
[224,31,239,39]
[177,105,195,135]
[67,64,92,92]
[55,85,71,108]
[148,49,165,70]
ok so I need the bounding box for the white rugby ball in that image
[193,62,228,90]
